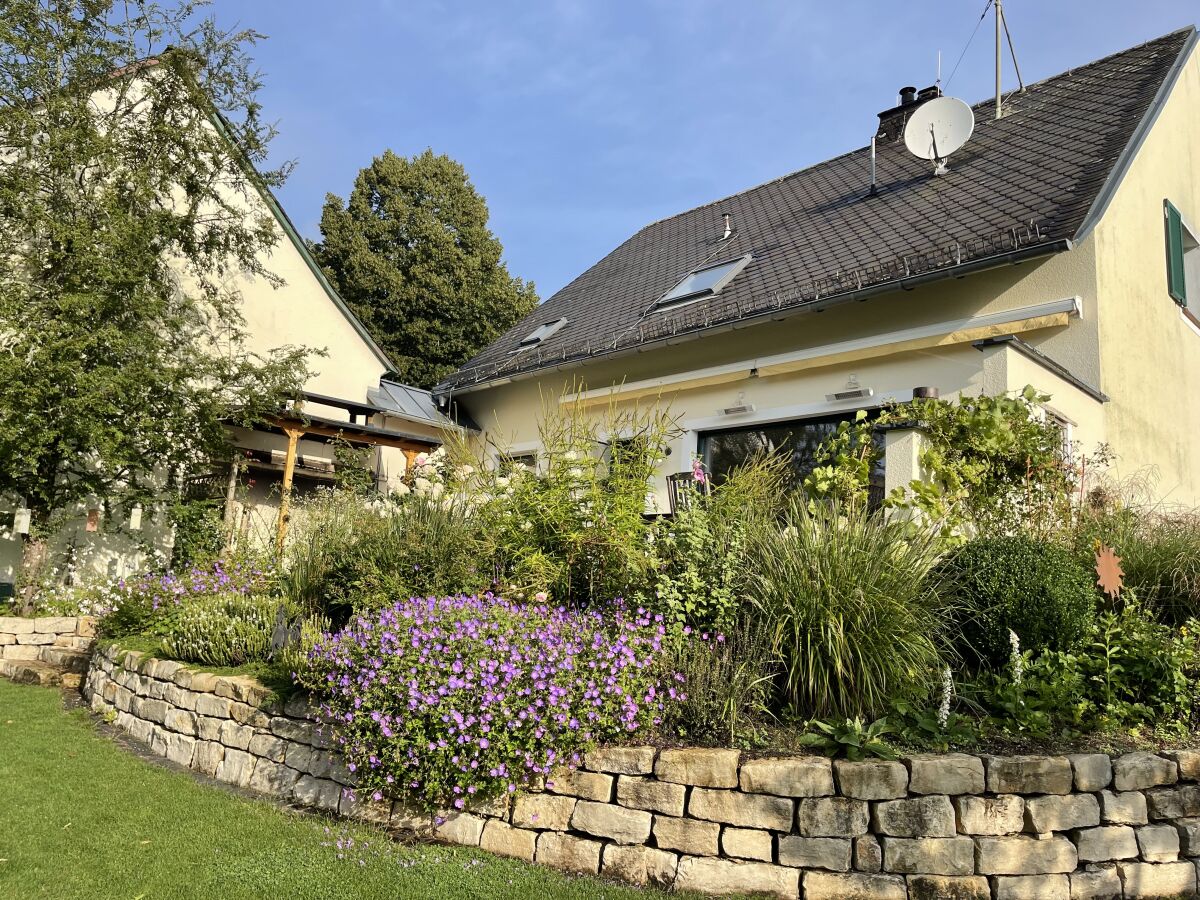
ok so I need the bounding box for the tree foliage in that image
[0,1,310,532]
[314,149,538,388]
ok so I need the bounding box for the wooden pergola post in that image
[222,454,241,552]
[274,426,304,556]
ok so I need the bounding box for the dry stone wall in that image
[0,615,95,685]
[83,647,1200,899]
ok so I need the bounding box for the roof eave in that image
[438,238,1073,398]
[1071,25,1198,243]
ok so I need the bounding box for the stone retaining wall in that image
[0,615,95,684]
[83,646,1200,899]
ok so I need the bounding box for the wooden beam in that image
[274,426,303,556]
[263,416,436,453]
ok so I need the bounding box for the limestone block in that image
[188,672,219,693]
[2,618,33,634]
[1113,753,1178,792]
[196,716,223,743]
[1069,868,1123,900]
[1025,794,1101,833]
[390,803,430,833]
[16,632,55,645]
[1166,750,1200,781]
[247,733,287,763]
[195,694,232,718]
[34,616,75,633]
[654,748,740,788]
[535,832,602,875]
[871,795,956,837]
[739,757,834,797]
[169,667,193,689]
[881,836,974,875]
[480,820,538,863]
[1175,817,1200,855]
[955,795,1026,836]
[1137,824,1180,863]
[512,793,576,830]
[975,835,1078,875]
[2,645,39,660]
[721,827,773,862]
[218,720,254,751]
[1100,789,1149,825]
[268,717,314,745]
[986,756,1074,795]
[162,684,196,711]
[835,760,908,800]
[215,748,256,788]
[336,792,391,825]
[164,732,196,768]
[546,768,613,802]
[674,857,797,900]
[688,787,792,831]
[1072,825,1139,862]
[907,874,990,900]
[992,874,1070,900]
[906,754,985,796]
[467,793,508,820]
[1070,754,1113,792]
[798,796,870,836]
[76,617,97,637]
[193,741,225,778]
[600,844,677,887]
[0,634,13,645]
[1146,784,1200,820]
[126,717,154,746]
[228,702,269,729]
[615,775,685,816]
[803,871,906,900]
[652,816,720,856]
[1116,861,1197,898]
[854,834,882,872]
[134,697,169,725]
[164,708,198,737]
[777,835,851,871]
[292,774,341,812]
[283,743,328,779]
[434,812,485,847]
[583,746,656,775]
[570,799,651,844]
[249,760,300,797]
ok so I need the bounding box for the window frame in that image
[1165,199,1200,325]
[654,254,753,312]
[513,317,568,353]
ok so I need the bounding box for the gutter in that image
[439,238,1072,399]
[972,335,1109,403]
[1072,27,1198,243]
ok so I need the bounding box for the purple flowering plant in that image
[298,593,685,810]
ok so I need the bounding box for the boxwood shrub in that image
[940,535,1097,666]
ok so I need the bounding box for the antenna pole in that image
[994,0,1003,119]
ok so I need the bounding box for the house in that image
[0,57,457,586]
[435,27,1200,510]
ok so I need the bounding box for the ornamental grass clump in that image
[298,594,680,811]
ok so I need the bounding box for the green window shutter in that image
[1165,199,1187,305]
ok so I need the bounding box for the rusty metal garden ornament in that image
[1094,543,1125,599]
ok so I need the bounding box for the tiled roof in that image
[439,27,1196,393]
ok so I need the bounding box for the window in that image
[656,255,752,310]
[699,412,886,505]
[1165,199,1200,319]
[515,318,567,351]
[497,451,536,474]
[1043,409,1073,462]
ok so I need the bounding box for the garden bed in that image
[84,643,1200,899]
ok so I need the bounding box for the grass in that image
[0,680,659,900]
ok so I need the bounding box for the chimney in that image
[876,83,941,141]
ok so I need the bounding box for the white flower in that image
[1008,629,1023,686]
[562,450,578,462]
[521,521,533,532]
[394,483,411,497]
[937,666,953,729]
[495,476,510,489]
[414,477,432,494]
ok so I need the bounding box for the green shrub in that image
[160,594,281,666]
[645,454,787,631]
[660,617,778,748]
[1075,500,1200,624]
[749,499,953,720]
[281,488,489,624]
[940,535,1097,666]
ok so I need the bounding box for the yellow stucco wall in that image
[1091,41,1200,506]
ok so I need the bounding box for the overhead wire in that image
[944,0,993,91]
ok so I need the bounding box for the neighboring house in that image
[436,28,1200,510]
[0,60,457,586]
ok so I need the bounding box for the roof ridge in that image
[632,25,1195,233]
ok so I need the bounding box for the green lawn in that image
[0,680,657,900]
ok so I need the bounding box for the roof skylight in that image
[656,255,752,310]
[516,317,568,350]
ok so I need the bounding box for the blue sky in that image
[209,1,1195,298]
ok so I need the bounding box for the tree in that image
[0,1,311,583]
[314,149,538,389]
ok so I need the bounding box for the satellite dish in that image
[904,96,975,176]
